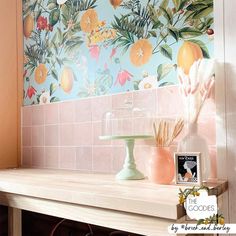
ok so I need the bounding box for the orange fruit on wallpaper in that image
[110,0,122,9]
[34,64,48,84]
[80,9,99,33]
[177,41,203,74]
[130,39,153,67]
[23,14,34,38]
[60,67,74,93]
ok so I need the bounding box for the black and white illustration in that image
[175,153,202,185]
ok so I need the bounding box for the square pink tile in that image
[59,101,75,123]
[32,126,44,147]
[91,96,112,121]
[32,105,45,125]
[59,147,76,169]
[92,122,110,145]
[45,147,59,168]
[112,92,133,109]
[133,89,156,114]
[22,147,32,167]
[76,147,92,171]
[74,123,92,146]
[134,145,152,176]
[156,85,184,117]
[32,147,45,167]
[45,125,59,146]
[45,103,59,125]
[22,127,32,146]
[92,146,112,173]
[112,146,125,172]
[59,124,75,146]
[22,106,32,127]
[75,98,92,122]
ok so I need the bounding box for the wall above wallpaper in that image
[23,0,214,106]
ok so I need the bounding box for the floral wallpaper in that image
[23,0,214,105]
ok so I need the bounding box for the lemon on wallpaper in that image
[23,14,34,38]
[177,41,203,75]
[34,64,48,84]
[80,9,99,33]
[110,0,122,9]
[60,67,74,93]
[130,39,153,67]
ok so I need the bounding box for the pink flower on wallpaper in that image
[115,70,133,86]
[27,86,37,99]
[37,16,48,30]
[89,45,100,61]
[110,48,117,60]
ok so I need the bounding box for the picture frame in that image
[174,152,202,185]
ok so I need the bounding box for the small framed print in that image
[174,152,202,185]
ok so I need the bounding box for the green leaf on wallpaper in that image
[159,81,174,87]
[157,64,174,81]
[50,97,60,103]
[47,3,57,10]
[192,7,213,19]
[152,20,164,30]
[188,39,210,58]
[49,9,60,26]
[168,27,179,42]
[183,11,195,23]
[78,91,89,98]
[186,3,207,11]
[47,0,57,5]
[50,83,57,96]
[160,0,169,9]
[172,0,179,9]
[35,9,42,21]
[51,69,58,81]
[149,31,157,37]
[30,0,38,12]
[160,7,173,24]
[178,0,189,11]
[179,27,202,39]
[160,44,172,60]
[133,80,140,90]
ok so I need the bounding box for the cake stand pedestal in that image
[99,135,153,180]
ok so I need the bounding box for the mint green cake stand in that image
[99,135,153,180]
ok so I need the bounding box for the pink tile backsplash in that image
[156,86,184,117]
[76,147,92,171]
[22,127,31,146]
[45,103,59,125]
[92,95,112,121]
[32,147,45,167]
[32,105,45,125]
[59,124,75,146]
[59,147,76,170]
[59,101,75,123]
[32,126,44,147]
[21,85,217,175]
[45,147,59,168]
[45,125,59,146]
[74,123,92,146]
[22,147,32,167]
[92,146,112,173]
[75,98,92,123]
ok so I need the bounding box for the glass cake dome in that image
[100,100,154,180]
[101,100,153,138]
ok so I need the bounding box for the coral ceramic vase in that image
[148,147,175,184]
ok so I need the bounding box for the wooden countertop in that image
[0,168,227,221]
